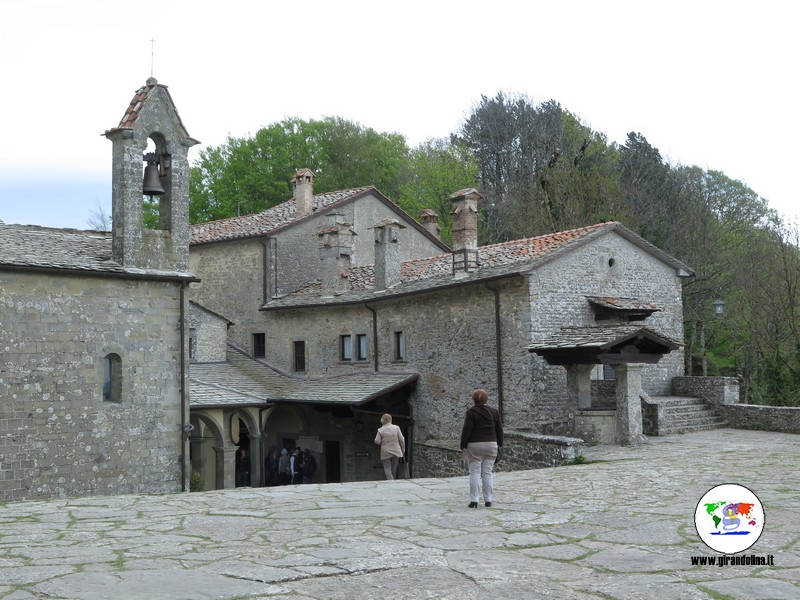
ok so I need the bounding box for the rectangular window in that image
[188,328,197,361]
[103,354,122,403]
[340,334,352,361]
[293,340,306,372]
[393,330,406,361]
[356,333,368,361]
[253,333,266,358]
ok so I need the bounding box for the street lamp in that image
[712,298,726,316]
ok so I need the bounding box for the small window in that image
[603,364,616,380]
[356,333,368,361]
[253,333,266,358]
[340,335,352,361]
[293,340,306,372]
[393,330,406,361]
[103,353,122,403]
[188,328,197,361]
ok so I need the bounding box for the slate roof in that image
[586,296,660,312]
[0,222,195,280]
[189,345,417,409]
[190,188,373,245]
[526,324,681,351]
[266,221,693,310]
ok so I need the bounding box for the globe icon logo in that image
[694,483,765,554]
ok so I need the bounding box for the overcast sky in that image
[1,0,797,230]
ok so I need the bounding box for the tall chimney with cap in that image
[292,168,314,217]
[373,219,406,291]
[449,188,482,251]
[418,209,441,241]
[318,214,356,297]
[449,188,482,272]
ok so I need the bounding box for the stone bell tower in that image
[104,77,199,271]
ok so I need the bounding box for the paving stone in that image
[0,429,795,599]
[699,576,800,599]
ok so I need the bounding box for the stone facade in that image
[188,302,229,363]
[0,78,197,501]
[0,271,185,500]
[250,225,691,478]
[189,189,446,353]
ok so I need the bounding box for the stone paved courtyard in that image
[0,428,797,599]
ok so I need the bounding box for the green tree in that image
[186,117,411,224]
[457,93,622,243]
[397,137,477,245]
[314,116,410,200]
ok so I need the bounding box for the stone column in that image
[248,433,263,487]
[566,364,594,410]
[214,445,238,490]
[614,363,647,446]
[189,437,208,488]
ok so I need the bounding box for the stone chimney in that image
[419,209,441,240]
[292,168,315,217]
[372,219,406,291]
[449,188,482,272]
[318,214,356,297]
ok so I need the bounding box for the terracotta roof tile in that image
[190,187,372,245]
[276,222,618,304]
[105,78,197,144]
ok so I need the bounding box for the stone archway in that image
[188,413,223,491]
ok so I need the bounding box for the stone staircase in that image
[642,395,728,436]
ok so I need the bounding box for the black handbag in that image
[495,447,504,463]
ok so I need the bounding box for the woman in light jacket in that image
[460,388,503,507]
[374,414,405,480]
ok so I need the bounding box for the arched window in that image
[103,353,122,403]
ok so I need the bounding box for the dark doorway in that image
[324,440,341,483]
[235,419,251,487]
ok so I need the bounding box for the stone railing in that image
[413,430,584,479]
[671,376,739,405]
[718,404,800,434]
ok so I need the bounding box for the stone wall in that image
[672,376,739,405]
[718,404,800,434]
[413,431,583,479]
[0,271,185,501]
[591,380,616,408]
[188,303,229,362]
[189,238,265,353]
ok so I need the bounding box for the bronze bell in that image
[142,153,166,196]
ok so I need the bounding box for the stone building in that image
[187,179,695,488]
[0,78,198,501]
[0,76,698,499]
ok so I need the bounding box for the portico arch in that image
[261,404,310,450]
[188,412,223,490]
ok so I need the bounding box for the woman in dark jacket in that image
[460,388,504,508]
